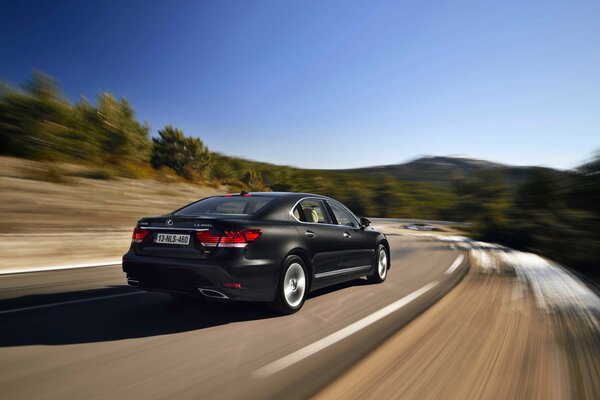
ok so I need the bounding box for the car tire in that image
[368,244,388,283]
[270,255,308,315]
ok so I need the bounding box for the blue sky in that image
[1,0,598,169]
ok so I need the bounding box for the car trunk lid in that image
[131,216,259,259]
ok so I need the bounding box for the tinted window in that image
[295,199,330,223]
[292,207,302,221]
[174,196,274,216]
[328,202,358,227]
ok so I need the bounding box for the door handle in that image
[343,232,351,238]
[305,230,316,238]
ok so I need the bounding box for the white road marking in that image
[253,281,439,378]
[0,260,122,275]
[0,291,143,315]
[444,254,464,275]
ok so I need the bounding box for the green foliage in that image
[73,94,150,163]
[2,71,597,279]
[150,126,212,180]
[0,71,150,164]
[0,71,73,159]
[454,156,600,279]
[208,153,455,219]
[452,170,512,241]
[242,170,269,191]
[77,167,116,180]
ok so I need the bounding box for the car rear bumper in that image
[122,251,279,302]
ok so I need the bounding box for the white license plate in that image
[155,233,190,245]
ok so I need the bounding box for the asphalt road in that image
[0,235,466,400]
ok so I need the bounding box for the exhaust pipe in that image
[127,278,139,287]
[198,288,229,299]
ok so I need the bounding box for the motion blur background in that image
[0,2,599,399]
[1,0,598,279]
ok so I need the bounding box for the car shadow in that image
[308,277,372,299]
[0,278,373,347]
[0,286,276,347]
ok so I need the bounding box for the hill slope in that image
[345,156,566,186]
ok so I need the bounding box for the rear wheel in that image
[368,244,388,283]
[270,255,308,315]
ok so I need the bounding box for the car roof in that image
[221,191,329,199]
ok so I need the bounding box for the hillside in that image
[345,156,568,186]
[1,71,596,278]
[0,71,571,221]
[0,156,224,270]
[214,152,570,188]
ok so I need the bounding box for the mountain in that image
[344,156,565,186]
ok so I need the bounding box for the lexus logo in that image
[166,219,173,227]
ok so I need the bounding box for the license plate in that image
[155,233,190,245]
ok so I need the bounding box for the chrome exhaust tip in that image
[198,288,229,299]
[127,279,139,287]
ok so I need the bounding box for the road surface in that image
[314,231,600,400]
[0,234,466,400]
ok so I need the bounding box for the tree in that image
[75,93,150,163]
[151,126,212,179]
[0,71,151,163]
[242,170,269,191]
[577,150,600,176]
[452,170,513,242]
[0,71,73,159]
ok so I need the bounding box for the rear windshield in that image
[173,196,275,216]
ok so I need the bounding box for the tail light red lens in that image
[242,229,261,242]
[195,230,221,247]
[195,229,261,248]
[132,227,150,243]
[222,282,243,289]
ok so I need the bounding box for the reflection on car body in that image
[123,192,390,314]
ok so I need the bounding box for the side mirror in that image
[359,217,371,228]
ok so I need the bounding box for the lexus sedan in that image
[122,192,390,314]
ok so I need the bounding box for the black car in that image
[122,192,390,314]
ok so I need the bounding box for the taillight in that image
[195,229,262,248]
[195,230,220,247]
[222,282,243,289]
[132,227,150,243]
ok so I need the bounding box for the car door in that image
[292,198,347,278]
[325,200,375,272]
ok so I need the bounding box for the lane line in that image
[0,291,143,315]
[444,254,464,275]
[0,260,122,276]
[253,281,439,378]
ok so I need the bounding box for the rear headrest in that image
[308,209,319,223]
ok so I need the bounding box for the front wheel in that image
[270,255,308,315]
[368,244,388,283]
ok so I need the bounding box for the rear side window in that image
[294,199,331,223]
[174,196,274,216]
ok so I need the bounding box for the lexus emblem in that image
[166,219,173,227]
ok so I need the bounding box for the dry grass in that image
[0,156,224,270]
